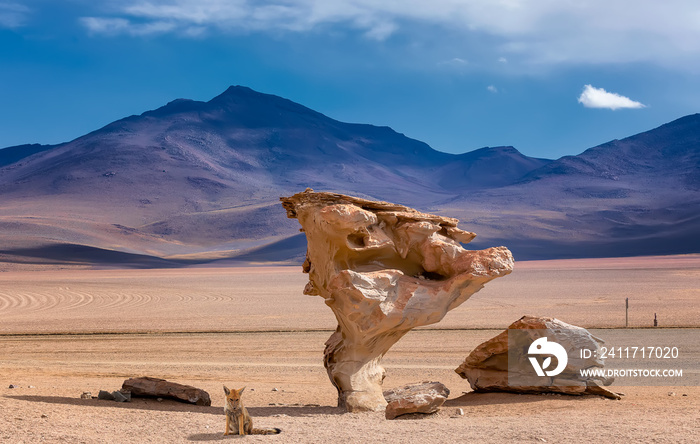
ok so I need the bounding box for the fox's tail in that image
[252,428,282,435]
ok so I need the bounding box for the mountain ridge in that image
[1,86,698,265]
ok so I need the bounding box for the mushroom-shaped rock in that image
[455,316,622,400]
[280,190,513,412]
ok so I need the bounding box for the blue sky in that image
[2,1,700,159]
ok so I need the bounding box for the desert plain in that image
[1,255,699,443]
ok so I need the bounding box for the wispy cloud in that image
[123,0,248,24]
[77,1,700,69]
[81,17,176,36]
[577,85,646,110]
[439,57,468,67]
[363,21,397,41]
[81,0,402,40]
[487,85,498,93]
[0,2,30,28]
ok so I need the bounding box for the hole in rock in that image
[420,271,449,281]
[347,233,366,248]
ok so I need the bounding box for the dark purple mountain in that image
[521,113,700,187]
[0,143,60,168]
[460,114,700,259]
[437,146,550,190]
[0,86,698,265]
[0,86,548,265]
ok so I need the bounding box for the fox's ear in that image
[239,386,246,393]
[223,385,230,395]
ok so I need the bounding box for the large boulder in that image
[122,377,211,406]
[281,189,513,411]
[384,381,450,419]
[455,316,621,399]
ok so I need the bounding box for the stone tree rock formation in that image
[280,190,514,412]
[455,316,622,400]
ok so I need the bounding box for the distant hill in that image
[522,113,700,185]
[0,143,61,168]
[456,113,700,259]
[0,86,698,266]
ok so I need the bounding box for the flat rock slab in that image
[383,381,450,419]
[122,377,211,406]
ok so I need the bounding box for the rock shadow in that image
[187,433,241,441]
[6,394,344,417]
[444,392,559,407]
[6,394,221,414]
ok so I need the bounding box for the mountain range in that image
[1,85,698,267]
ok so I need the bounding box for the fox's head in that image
[223,385,245,409]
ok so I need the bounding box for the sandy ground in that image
[2,255,699,334]
[1,256,699,443]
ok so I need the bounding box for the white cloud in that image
[0,2,30,28]
[439,57,467,67]
[183,25,207,37]
[83,0,402,39]
[577,85,646,110]
[81,17,129,34]
[77,1,700,70]
[124,0,248,24]
[498,57,508,64]
[81,17,175,36]
[487,85,498,93]
[363,21,397,41]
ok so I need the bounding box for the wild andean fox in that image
[223,385,281,436]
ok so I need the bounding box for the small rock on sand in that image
[384,381,450,420]
[122,377,210,406]
[112,391,130,402]
[98,390,115,401]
